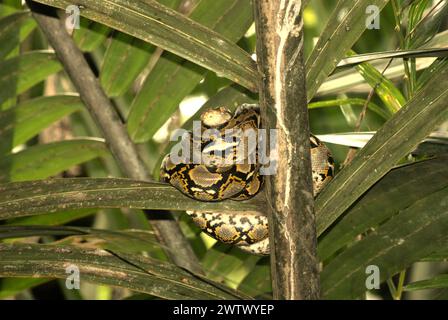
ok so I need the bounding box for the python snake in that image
[160,104,334,255]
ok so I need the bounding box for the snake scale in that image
[160,104,334,255]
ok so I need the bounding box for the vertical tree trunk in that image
[254,0,320,299]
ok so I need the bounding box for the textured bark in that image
[254,0,320,299]
[27,1,203,275]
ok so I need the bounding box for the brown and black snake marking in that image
[161,104,334,255]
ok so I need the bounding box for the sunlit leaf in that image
[127,0,253,142]
[0,139,109,182]
[309,98,391,120]
[0,95,83,154]
[306,0,390,100]
[72,17,111,52]
[408,1,448,48]
[354,57,406,113]
[337,47,448,67]
[99,0,183,97]
[32,0,258,91]
[404,275,448,292]
[316,63,448,236]
[0,278,48,299]
[0,10,36,60]
[0,51,62,107]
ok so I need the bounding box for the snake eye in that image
[201,107,232,128]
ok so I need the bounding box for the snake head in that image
[200,107,233,129]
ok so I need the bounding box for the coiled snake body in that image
[160,104,334,255]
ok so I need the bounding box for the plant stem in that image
[387,270,407,300]
[26,1,203,275]
[387,278,397,298]
[254,0,319,299]
[395,270,407,300]
[391,0,413,99]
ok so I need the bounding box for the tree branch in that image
[254,0,320,299]
[26,1,203,275]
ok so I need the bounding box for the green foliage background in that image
[0,0,447,300]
